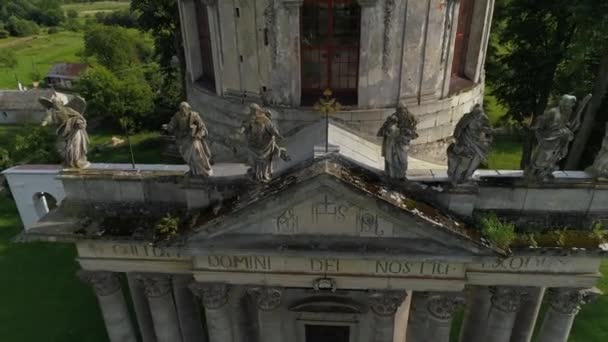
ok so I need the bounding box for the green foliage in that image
[94,9,139,28]
[0,147,11,171]
[67,9,78,19]
[155,213,179,239]
[61,17,82,32]
[13,126,61,164]
[47,26,59,34]
[480,214,516,250]
[6,16,40,37]
[83,25,151,71]
[0,27,9,38]
[0,0,64,27]
[0,49,17,69]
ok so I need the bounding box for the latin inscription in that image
[475,256,567,272]
[207,255,272,271]
[79,242,183,260]
[375,260,455,276]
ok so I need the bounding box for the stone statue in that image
[39,95,90,169]
[240,103,289,182]
[525,95,577,182]
[163,102,213,177]
[447,104,493,185]
[586,123,608,178]
[377,104,418,179]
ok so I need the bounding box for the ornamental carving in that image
[382,0,396,72]
[368,290,406,316]
[77,270,121,297]
[190,282,230,309]
[490,286,527,313]
[137,274,173,299]
[248,287,283,311]
[426,294,465,321]
[548,288,601,315]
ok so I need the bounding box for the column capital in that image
[547,288,601,315]
[190,282,230,309]
[282,0,304,14]
[426,293,465,321]
[78,270,121,296]
[490,286,528,313]
[368,290,406,317]
[137,273,173,298]
[357,0,379,7]
[248,287,283,311]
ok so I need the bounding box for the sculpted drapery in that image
[377,105,418,179]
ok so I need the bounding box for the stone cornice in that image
[282,0,304,13]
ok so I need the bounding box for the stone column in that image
[191,282,233,342]
[510,287,545,342]
[369,290,407,342]
[126,273,157,342]
[406,292,428,342]
[249,287,284,342]
[537,288,601,342]
[172,275,206,342]
[425,293,465,342]
[78,271,137,342]
[138,274,183,342]
[483,286,527,342]
[459,285,492,342]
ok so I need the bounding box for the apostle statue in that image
[377,104,419,179]
[39,95,90,169]
[525,95,577,182]
[447,104,493,185]
[162,102,213,177]
[240,103,289,182]
[586,123,608,178]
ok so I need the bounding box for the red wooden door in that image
[452,0,475,78]
[301,0,360,104]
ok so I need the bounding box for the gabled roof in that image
[0,89,56,111]
[45,63,88,79]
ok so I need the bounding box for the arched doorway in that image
[33,192,57,219]
[301,0,361,105]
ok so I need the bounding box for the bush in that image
[94,10,139,28]
[7,16,40,37]
[0,148,12,171]
[13,126,61,164]
[47,26,59,34]
[62,18,82,32]
[480,214,516,250]
[67,9,78,19]
[0,50,18,69]
[0,28,9,39]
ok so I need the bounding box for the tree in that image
[83,25,152,72]
[0,50,17,70]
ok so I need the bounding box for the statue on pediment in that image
[40,95,90,169]
[525,95,577,182]
[447,104,493,185]
[163,102,213,177]
[377,104,418,179]
[240,103,290,182]
[586,123,608,178]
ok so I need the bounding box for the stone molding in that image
[547,288,601,315]
[490,286,527,313]
[78,270,121,297]
[248,286,283,311]
[368,290,406,316]
[190,282,230,309]
[426,293,465,321]
[357,0,379,7]
[137,274,173,299]
[282,0,304,14]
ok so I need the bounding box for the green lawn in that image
[88,130,179,164]
[0,31,84,89]
[61,1,131,17]
[487,136,523,169]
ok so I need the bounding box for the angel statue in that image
[162,102,213,177]
[240,103,290,182]
[39,95,90,169]
[377,104,419,179]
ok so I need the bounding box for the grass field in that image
[0,31,84,89]
[61,1,130,17]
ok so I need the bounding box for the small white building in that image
[0,89,70,125]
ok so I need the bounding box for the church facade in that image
[177,0,493,162]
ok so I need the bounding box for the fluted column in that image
[459,285,492,342]
[127,273,157,342]
[510,287,545,342]
[483,286,527,342]
[190,282,233,342]
[406,292,428,342]
[537,288,601,342]
[138,274,183,342]
[78,271,137,342]
[425,293,465,342]
[369,290,407,342]
[172,275,205,342]
[249,287,284,342]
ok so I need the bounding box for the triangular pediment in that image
[182,157,498,258]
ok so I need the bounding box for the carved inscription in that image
[78,242,183,260]
[474,257,567,272]
[206,255,272,271]
[375,260,457,276]
[311,195,348,223]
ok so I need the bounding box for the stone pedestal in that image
[459,286,491,342]
[191,282,233,342]
[369,290,406,342]
[537,288,600,342]
[406,292,428,342]
[138,274,183,342]
[127,273,157,342]
[510,287,545,342]
[172,275,206,342]
[78,271,137,342]
[483,286,527,342]
[425,293,465,342]
[249,287,284,342]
